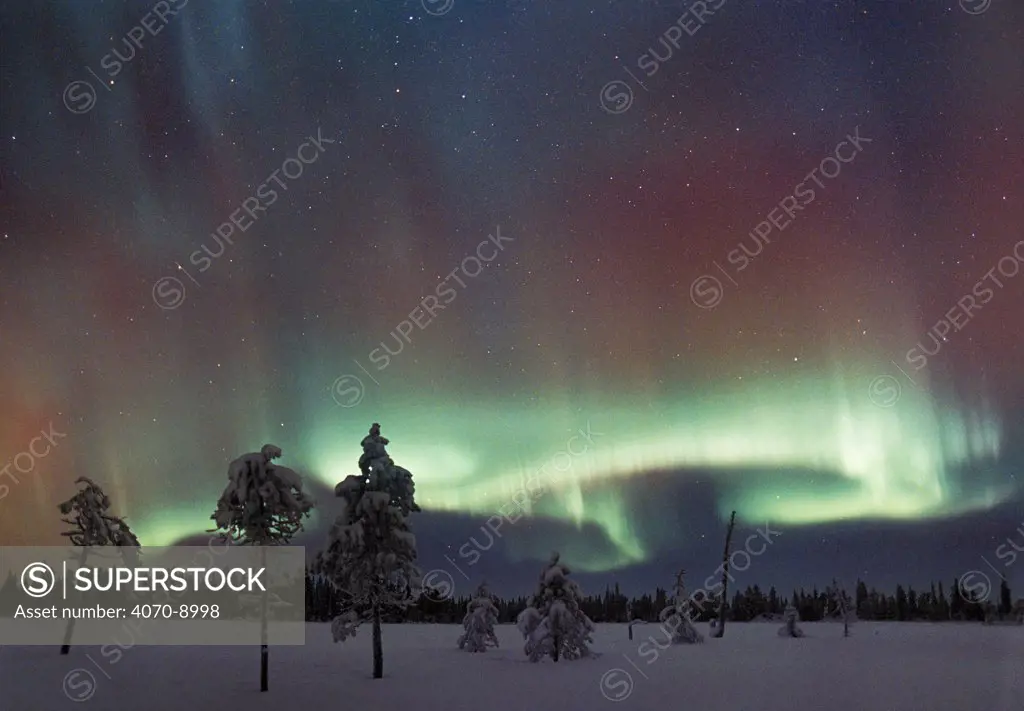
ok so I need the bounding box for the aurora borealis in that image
[1,0,1023,594]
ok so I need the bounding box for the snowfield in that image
[1,621,1021,710]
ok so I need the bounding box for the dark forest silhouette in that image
[303,571,1023,625]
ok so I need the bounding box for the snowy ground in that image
[1,621,1021,710]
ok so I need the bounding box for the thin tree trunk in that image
[711,511,736,639]
[372,602,383,679]
[841,591,850,637]
[61,547,90,654]
[260,544,268,692]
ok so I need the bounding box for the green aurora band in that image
[132,371,1013,573]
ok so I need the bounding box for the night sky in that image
[1,0,1022,598]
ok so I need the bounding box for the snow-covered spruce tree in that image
[515,552,595,662]
[57,477,141,655]
[210,444,314,692]
[657,569,704,644]
[982,600,997,625]
[458,582,500,652]
[319,423,422,679]
[824,578,856,637]
[778,602,805,638]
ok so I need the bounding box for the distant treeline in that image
[304,570,1022,624]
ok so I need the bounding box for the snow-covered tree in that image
[458,583,500,652]
[57,477,141,655]
[211,444,314,692]
[515,552,595,662]
[318,423,422,679]
[657,569,704,644]
[59,477,141,548]
[824,578,856,637]
[982,600,997,625]
[211,444,315,545]
[778,603,805,638]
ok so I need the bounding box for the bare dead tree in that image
[711,510,736,639]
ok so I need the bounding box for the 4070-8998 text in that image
[130,604,220,619]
